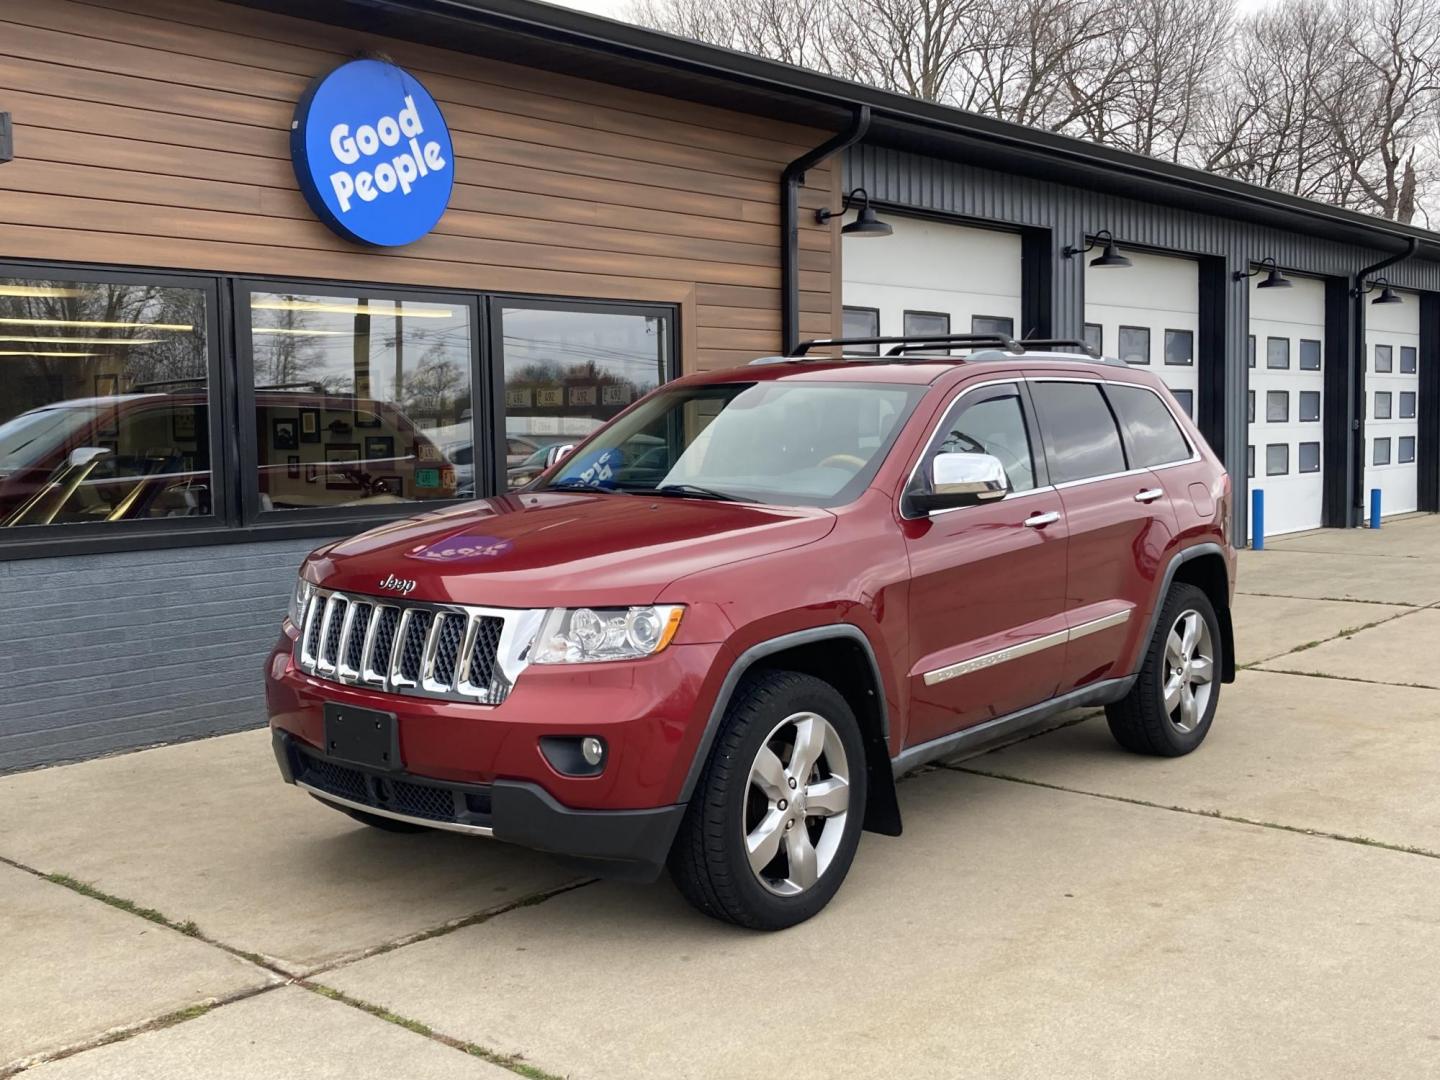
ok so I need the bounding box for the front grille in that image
[292,746,491,828]
[296,588,525,704]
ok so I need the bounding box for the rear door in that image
[899,380,1068,749]
[1028,378,1178,694]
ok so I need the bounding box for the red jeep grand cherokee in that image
[266,333,1236,930]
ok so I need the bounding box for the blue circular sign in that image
[291,60,454,247]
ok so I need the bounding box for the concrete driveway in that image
[3,516,1438,1079]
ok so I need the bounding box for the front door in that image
[899,381,1069,750]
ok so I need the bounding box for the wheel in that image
[312,795,430,833]
[668,669,867,930]
[1106,583,1223,756]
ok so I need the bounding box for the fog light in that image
[581,736,605,766]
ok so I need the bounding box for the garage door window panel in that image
[1299,391,1320,422]
[1298,442,1320,473]
[1399,436,1416,463]
[1374,345,1392,372]
[1400,346,1417,374]
[971,315,1015,337]
[1031,381,1127,483]
[1373,438,1391,465]
[1163,329,1193,366]
[1266,444,1288,475]
[1084,323,1103,354]
[1266,337,1290,369]
[1266,391,1289,422]
[1118,326,1150,366]
[1400,391,1417,419]
[1248,335,1256,368]
[1299,339,1322,370]
[843,307,880,354]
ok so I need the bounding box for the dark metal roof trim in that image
[248,0,1440,258]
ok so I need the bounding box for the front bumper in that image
[273,729,685,880]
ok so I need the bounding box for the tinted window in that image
[916,383,1037,497]
[843,307,879,354]
[1105,384,1190,467]
[1118,326,1150,365]
[1031,381,1126,482]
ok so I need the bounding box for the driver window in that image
[913,384,1037,497]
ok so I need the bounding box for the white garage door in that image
[1084,252,1198,419]
[1365,291,1420,517]
[1248,274,1327,539]
[842,216,1022,348]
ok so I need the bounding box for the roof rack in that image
[129,377,207,392]
[1016,338,1101,358]
[790,333,1021,356]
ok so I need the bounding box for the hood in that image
[306,492,836,608]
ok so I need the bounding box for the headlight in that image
[287,575,314,630]
[531,605,684,664]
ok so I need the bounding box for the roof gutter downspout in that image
[781,106,870,355]
[1348,237,1419,523]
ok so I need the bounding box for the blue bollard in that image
[1251,488,1264,550]
[1370,488,1382,529]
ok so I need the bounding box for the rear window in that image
[1104,384,1191,467]
[1030,381,1126,483]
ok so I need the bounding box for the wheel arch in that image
[680,626,902,837]
[1137,543,1236,682]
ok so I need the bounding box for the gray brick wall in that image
[0,537,336,773]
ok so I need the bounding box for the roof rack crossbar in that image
[790,333,1021,356]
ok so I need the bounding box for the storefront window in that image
[498,301,672,489]
[246,290,473,511]
[0,276,210,529]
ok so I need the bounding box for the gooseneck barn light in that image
[1062,229,1132,268]
[1234,256,1292,289]
[815,188,893,237]
[1353,275,1404,304]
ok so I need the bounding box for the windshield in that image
[0,407,92,473]
[539,381,924,507]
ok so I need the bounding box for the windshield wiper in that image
[549,479,631,495]
[653,483,740,502]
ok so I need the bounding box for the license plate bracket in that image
[323,702,400,771]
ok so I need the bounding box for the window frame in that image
[1373,390,1392,420]
[0,260,680,560]
[235,277,485,531]
[1162,328,1194,367]
[1299,390,1321,423]
[1298,441,1321,474]
[1266,443,1289,476]
[1266,390,1289,423]
[902,309,950,339]
[0,262,227,557]
[1374,344,1392,373]
[970,314,1015,338]
[1399,435,1416,463]
[1299,338,1322,371]
[485,294,680,495]
[1266,336,1290,369]
[1117,325,1151,366]
[1029,378,1131,484]
[1373,437,1391,466]
[1400,345,1417,374]
[1083,322,1103,354]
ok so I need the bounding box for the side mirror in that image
[911,451,1009,514]
[68,446,113,468]
[544,443,575,468]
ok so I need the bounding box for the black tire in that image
[1106,583,1223,757]
[312,796,430,833]
[668,669,868,931]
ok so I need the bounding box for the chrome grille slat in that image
[295,588,528,705]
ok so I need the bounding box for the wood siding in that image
[0,0,843,371]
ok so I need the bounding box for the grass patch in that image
[304,983,567,1080]
[43,873,203,938]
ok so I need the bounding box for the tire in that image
[668,669,868,931]
[311,796,430,833]
[1106,583,1223,757]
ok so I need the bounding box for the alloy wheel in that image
[1163,609,1215,733]
[743,711,851,896]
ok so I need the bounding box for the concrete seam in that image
[1246,667,1440,691]
[1235,589,1426,607]
[951,766,1440,861]
[1241,599,1439,666]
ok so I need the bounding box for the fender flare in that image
[1134,542,1235,681]
[677,625,901,835]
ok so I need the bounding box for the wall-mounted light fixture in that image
[1062,229,1131,268]
[1234,256,1292,289]
[815,187,893,237]
[1354,275,1404,304]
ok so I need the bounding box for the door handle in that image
[1134,488,1165,503]
[1023,510,1060,528]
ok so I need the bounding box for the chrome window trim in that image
[922,609,1132,686]
[294,587,542,705]
[901,375,1198,520]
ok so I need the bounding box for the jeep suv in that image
[266,333,1236,930]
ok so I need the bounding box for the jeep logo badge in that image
[378,573,418,595]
